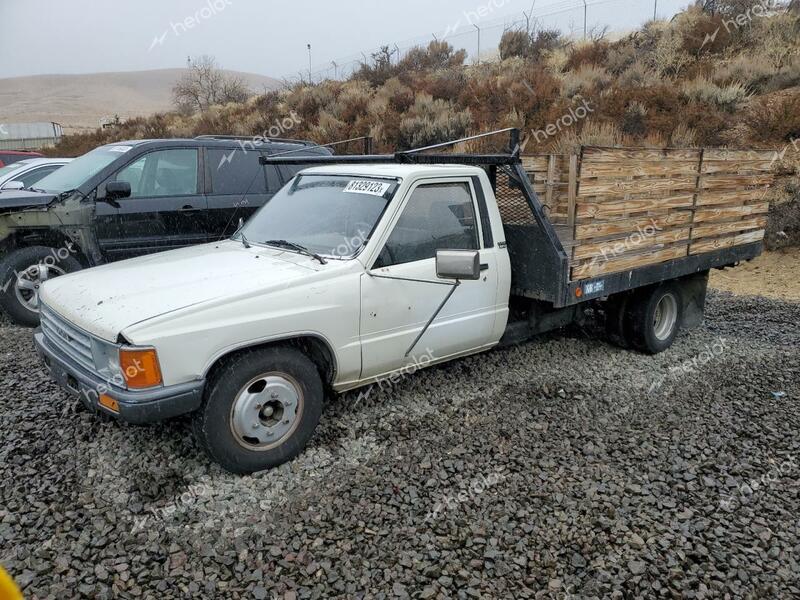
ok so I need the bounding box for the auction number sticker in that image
[108,145,133,153]
[344,180,391,197]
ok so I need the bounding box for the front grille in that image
[40,303,96,373]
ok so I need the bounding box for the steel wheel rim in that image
[653,293,678,341]
[230,372,304,451]
[14,263,66,313]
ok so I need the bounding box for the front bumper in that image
[34,329,204,424]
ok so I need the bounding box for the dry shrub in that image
[670,123,698,147]
[765,55,800,92]
[542,47,569,74]
[744,93,800,143]
[753,13,800,68]
[560,65,611,98]
[499,28,561,61]
[564,40,610,71]
[681,77,751,111]
[397,94,472,150]
[621,101,648,136]
[714,55,775,90]
[333,81,373,123]
[617,63,661,88]
[551,121,626,154]
[605,42,638,75]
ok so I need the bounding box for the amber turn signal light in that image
[99,394,120,413]
[119,348,163,389]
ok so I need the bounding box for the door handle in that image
[480,263,490,271]
[181,205,196,211]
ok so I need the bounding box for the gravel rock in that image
[0,291,798,598]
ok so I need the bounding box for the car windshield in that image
[34,145,131,193]
[240,174,398,258]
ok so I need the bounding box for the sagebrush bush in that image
[560,65,611,98]
[397,94,472,150]
[714,55,775,91]
[682,77,751,111]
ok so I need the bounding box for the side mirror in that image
[3,181,25,191]
[436,249,480,281]
[105,181,131,200]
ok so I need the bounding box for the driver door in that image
[97,148,209,260]
[359,178,501,380]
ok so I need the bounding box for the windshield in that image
[241,174,398,258]
[34,145,131,193]
[0,161,30,179]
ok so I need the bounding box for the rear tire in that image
[0,245,83,327]
[626,283,683,354]
[192,346,324,474]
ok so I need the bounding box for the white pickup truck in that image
[34,135,762,473]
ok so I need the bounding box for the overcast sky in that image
[0,0,691,80]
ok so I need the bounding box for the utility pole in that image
[307,44,312,83]
[653,0,658,20]
[331,61,338,80]
[474,24,481,64]
[582,0,587,39]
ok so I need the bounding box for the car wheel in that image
[626,283,683,355]
[193,346,324,474]
[0,245,83,327]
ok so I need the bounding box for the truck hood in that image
[40,241,325,341]
[0,189,56,212]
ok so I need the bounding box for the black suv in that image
[0,136,331,326]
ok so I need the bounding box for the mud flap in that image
[678,271,709,329]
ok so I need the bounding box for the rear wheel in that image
[193,347,324,474]
[0,246,83,327]
[626,283,683,354]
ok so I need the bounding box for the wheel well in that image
[1,230,89,267]
[207,336,337,387]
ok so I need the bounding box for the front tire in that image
[193,347,324,474]
[0,245,83,327]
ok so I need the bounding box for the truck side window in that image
[115,149,198,198]
[378,182,479,267]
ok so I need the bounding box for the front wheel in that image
[193,347,324,474]
[626,283,683,354]
[0,245,83,327]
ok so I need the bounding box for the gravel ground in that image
[1,291,798,599]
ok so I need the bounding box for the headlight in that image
[119,347,163,389]
[91,337,124,386]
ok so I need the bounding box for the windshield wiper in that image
[237,231,251,249]
[264,240,327,265]
[24,187,47,193]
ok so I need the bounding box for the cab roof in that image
[298,163,486,180]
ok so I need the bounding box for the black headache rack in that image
[260,128,762,308]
